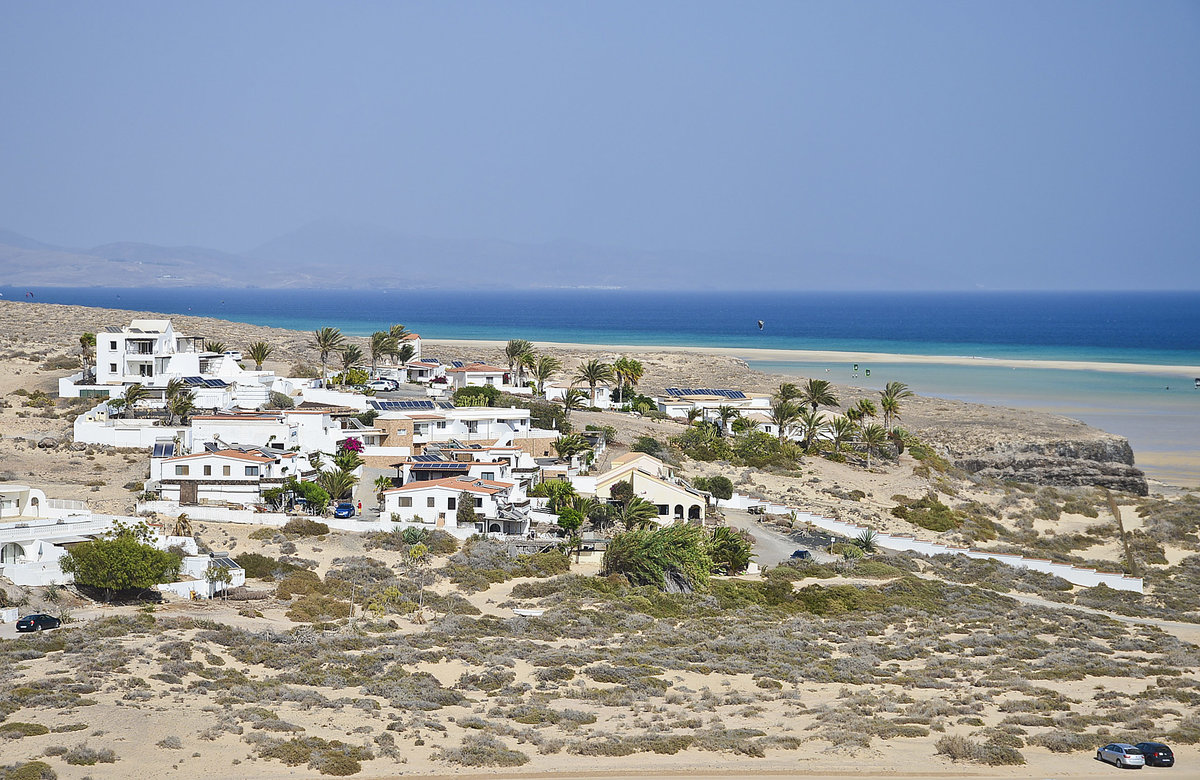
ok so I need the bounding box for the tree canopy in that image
[59,528,181,601]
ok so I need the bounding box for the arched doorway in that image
[1,543,25,564]
[688,505,701,520]
[489,523,502,534]
[29,497,39,515]
[673,504,684,519]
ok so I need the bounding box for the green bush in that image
[2,761,56,780]
[436,734,529,767]
[891,494,962,532]
[0,722,49,738]
[286,594,352,623]
[282,518,329,537]
[602,523,712,592]
[234,553,302,581]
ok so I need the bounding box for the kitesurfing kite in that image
[757,320,764,330]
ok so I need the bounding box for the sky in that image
[1,1,1198,289]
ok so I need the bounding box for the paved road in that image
[723,508,839,567]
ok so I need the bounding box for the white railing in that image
[727,493,1144,593]
[46,498,88,511]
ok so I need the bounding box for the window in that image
[397,497,412,508]
[109,341,117,350]
[427,497,435,508]
[109,363,117,373]
[222,465,230,476]
[481,472,494,480]
[175,465,189,476]
[436,421,446,429]
[655,504,669,515]
[245,466,258,477]
[447,496,457,510]
[473,497,483,508]
[467,422,479,433]
[203,465,212,476]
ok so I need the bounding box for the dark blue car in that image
[16,614,61,632]
[333,502,355,518]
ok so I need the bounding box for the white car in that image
[367,380,396,392]
[1097,743,1145,769]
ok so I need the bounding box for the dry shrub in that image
[436,734,529,767]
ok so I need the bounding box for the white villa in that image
[656,387,771,422]
[158,552,246,600]
[545,381,615,409]
[572,453,707,524]
[59,318,274,407]
[150,447,309,507]
[445,362,512,389]
[382,476,530,537]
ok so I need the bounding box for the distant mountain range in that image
[0,221,969,290]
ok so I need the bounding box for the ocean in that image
[4,286,1199,484]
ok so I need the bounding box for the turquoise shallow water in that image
[749,358,1200,487]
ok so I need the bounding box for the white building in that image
[546,381,615,409]
[150,448,308,507]
[571,454,707,524]
[445,362,512,390]
[382,476,529,537]
[656,388,771,421]
[60,318,273,409]
[158,552,246,600]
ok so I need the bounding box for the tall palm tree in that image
[79,332,96,379]
[830,416,856,453]
[505,339,534,382]
[852,398,878,426]
[560,388,587,423]
[203,340,226,354]
[395,342,416,368]
[796,408,829,453]
[246,341,273,371]
[879,381,914,429]
[369,331,398,378]
[518,351,537,386]
[532,355,561,395]
[312,327,346,388]
[859,423,888,468]
[122,383,148,418]
[612,356,645,401]
[553,434,591,459]
[800,378,839,413]
[684,407,704,425]
[163,377,186,424]
[574,359,614,407]
[340,345,364,383]
[318,469,358,501]
[373,475,393,507]
[768,398,800,441]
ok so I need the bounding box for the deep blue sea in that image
[4,287,1199,365]
[4,286,1199,484]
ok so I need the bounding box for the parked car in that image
[367,380,394,392]
[1135,742,1174,768]
[1097,743,1146,769]
[333,502,355,518]
[790,549,812,560]
[16,614,61,632]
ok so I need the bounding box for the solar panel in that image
[451,360,465,368]
[151,442,175,458]
[370,399,438,411]
[664,387,745,399]
[203,379,228,387]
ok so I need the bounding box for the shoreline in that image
[424,338,1200,378]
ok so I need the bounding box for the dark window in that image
[447,497,457,510]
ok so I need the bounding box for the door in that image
[180,482,198,504]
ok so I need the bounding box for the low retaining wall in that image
[728,493,1143,594]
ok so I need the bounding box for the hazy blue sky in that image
[2,1,1198,289]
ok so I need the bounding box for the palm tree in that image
[619,496,660,531]
[684,407,703,425]
[716,405,740,435]
[830,416,856,453]
[553,434,591,460]
[574,359,614,407]
[853,398,878,426]
[203,340,226,354]
[799,378,839,413]
[246,341,273,371]
[880,394,900,429]
[373,475,393,507]
[107,397,127,418]
[731,414,760,435]
[859,423,888,468]
[169,389,197,425]
[340,345,364,383]
[312,327,346,388]
[796,408,829,453]
[612,356,645,401]
[768,398,800,441]
[388,323,410,341]
[79,332,96,379]
[318,469,358,501]
[122,383,148,418]
[532,355,561,395]
[775,382,801,402]
[879,381,914,428]
[162,377,186,424]
[560,388,587,422]
[505,339,534,382]
[370,331,398,378]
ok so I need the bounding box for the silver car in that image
[1097,743,1145,769]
